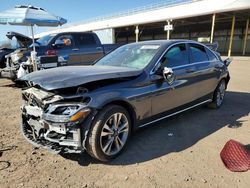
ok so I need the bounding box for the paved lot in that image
[0,58,249,188]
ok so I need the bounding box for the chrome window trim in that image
[171,61,214,70]
[150,41,219,75]
[138,99,212,128]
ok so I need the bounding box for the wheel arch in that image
[224,74,230,89]
[101,100,137,132]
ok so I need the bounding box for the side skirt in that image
[138,99,212,128]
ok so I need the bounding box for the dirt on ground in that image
[0,59,249,188]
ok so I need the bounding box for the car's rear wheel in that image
[0,57,6,69]
[209,79,226,109]
[86,105,131,161]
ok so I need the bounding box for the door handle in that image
[96,47,103,50]
[186,68,195,73]
[72,48,79,51]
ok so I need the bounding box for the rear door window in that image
[162,43,189,68]
[189,44,209,63]
[76,34,97,46]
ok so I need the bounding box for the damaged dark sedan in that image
[20,40,230,161]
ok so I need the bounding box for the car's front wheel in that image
[86,105,131,161]
[209,79,226,109]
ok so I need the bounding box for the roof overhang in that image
[35,0,250,38]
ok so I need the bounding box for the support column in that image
[30,25,37,71]
[210,13,216,43]
[242,18,249,56]
[228,15,235,57]
[111,28,115,44]
[135,25,139,43]
[167,20,171,40]
[31,25,36,52]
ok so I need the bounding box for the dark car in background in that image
[0,31,33,68]
[32,31,120,65]
[0,48,13,68]
[20,40,230,162]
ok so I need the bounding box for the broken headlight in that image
[43,104,90,123]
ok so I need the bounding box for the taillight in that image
[46,50,57,56]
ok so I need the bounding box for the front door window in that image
[55,35,74,48]
[162,43,189,68]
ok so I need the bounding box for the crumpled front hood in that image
[20,66,142,91]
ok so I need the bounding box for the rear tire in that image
[208,80,226,109]
[86,105,131,162]
[0,58,6,69]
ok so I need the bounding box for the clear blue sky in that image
[0,0,170,41]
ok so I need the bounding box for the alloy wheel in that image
[216,81,226,107]
[100,113,129,156]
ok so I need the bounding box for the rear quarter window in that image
[206,48,218,61]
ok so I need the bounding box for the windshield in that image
[34,34,54,46]
[95,44,160,69]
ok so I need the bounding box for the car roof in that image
[45,31,94,36]
[128,39,198,47]
[129,40,216,52]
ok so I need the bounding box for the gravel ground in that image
[0,59,249,188]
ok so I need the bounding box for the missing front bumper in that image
[21,119,83,154]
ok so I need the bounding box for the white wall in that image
[94,28,115,44]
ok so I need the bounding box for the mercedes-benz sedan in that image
[20,40,230,161]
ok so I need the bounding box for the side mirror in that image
[53,40,65,49]
[163,67,175,85]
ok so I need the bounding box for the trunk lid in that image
[6,31,33,48]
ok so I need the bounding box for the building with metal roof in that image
[36,0,250,56]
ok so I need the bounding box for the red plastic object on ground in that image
[220,140,250,172]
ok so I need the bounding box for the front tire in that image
[209,80,226,109]
[86,105,131,162]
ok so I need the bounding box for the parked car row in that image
[20,39,231,162]
[0,31,121,80]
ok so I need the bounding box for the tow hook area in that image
[22,119,82,154]
[22,104,83,153]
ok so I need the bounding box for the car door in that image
[53,34,82,65]
[188,43,218,98]
[151,43,199,116]
[75,33,104,65]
